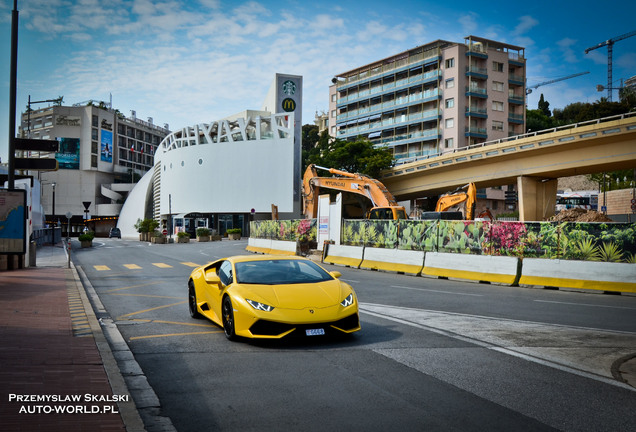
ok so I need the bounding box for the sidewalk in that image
[0,244,141,432]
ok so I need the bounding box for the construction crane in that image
[526,71,589,95]
[585,30,636,101]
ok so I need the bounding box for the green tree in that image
[303,133,393,179]
[538,93,551,117]
[526,109,553,132]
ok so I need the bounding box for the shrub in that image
[196,227,210,237]
[177,231,190,239]
[134,218,159,233]
[227,228,242,235]
[78,231,94,242]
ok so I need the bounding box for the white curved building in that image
[118,73,303,238]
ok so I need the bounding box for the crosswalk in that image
[93,262,201,271]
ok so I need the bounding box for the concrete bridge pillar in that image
[517,176,558,221]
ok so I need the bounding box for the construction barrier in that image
[519,258,636,293]
[323,244,364,268]
[422,252,520,285]
[246,238,272,254]
[360,248,425,275]
[268,240,297,255]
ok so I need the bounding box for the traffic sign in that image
[14,157,58,171]
[162,229,168,236]
[631,198,636,204]
[14,138,58,152]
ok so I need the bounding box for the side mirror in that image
[330,271,342,279]
[205,270,221,286]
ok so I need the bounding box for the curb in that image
[73,263,176,432]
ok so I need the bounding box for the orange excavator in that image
[433,183,493,220]
[302,164,407,220]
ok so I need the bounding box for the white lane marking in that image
[391,285,483,296]
[359,303,636,392]
[534,299,636,311]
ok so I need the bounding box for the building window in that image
[91,141,98,154]
[91,155,97,168]
[492,61,504,72]
[445,98,454,109]
[445,138,454,148]
[445,78,455,89]
[92,115,98,127]
[91,128,98,140]
[331,109,336,118]
[493,81,504,92]
[331,94,337,102]
[445,118,454,128]
[492,121,504,131]
[492,101,504,112]
[445,58,455,68]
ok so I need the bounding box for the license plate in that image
[305,328,325,336]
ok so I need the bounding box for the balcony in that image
[508,94,525,105]
[465,86,488,98]
[508,74,524,86]
[466,106,488,118]
[465,66,488,80]
[465,127,488,138]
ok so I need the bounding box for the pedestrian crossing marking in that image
[124,264,142,269]
[181,262,200,267]
[94,265,111,271]
[152,263,173,268]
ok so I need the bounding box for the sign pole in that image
[8,0,19,189]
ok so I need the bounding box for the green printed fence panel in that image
[342,220,365,246]
[438,220,487,254]
[398,220,438,251]
[560,222,636,263]
[251,219,636,263]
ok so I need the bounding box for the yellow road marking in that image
[111,294,185,299]
[130,330,222,341]
[181,262,200,267]
[124,264,142,269]
[117,301,187,318]
[106,281,161,293]
[126,318,217,328]
[152,263,172,268]
[94,265,111,271]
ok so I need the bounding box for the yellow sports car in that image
[187,255,360,340]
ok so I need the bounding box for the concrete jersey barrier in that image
[360,248,425,275]
[519,258,636,293]
[423,252,520,285]
[323,244,364,268]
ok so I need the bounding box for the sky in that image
[1,0,636,162]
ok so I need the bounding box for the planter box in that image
[177,237,190,243]
[151,237,166,244]
[211,235,222,241]
[197,236,210,242]
[228,233,241,240]
[80,240,92,248]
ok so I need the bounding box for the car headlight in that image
[341,293,354,307]
[246,299,275,312]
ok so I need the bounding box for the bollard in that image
[67,238,71,269]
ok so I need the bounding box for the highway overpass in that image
[381,112,636,221]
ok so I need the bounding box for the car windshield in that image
[235,259,334,285]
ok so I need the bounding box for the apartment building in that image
[19,102,170,235]
[329,36,526,162]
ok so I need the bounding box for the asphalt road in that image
[72,237,636,431]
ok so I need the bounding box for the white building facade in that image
[118,74,303,238]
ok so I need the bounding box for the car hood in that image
[236,279,349,309]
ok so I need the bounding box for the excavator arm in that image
[434,183,477,220]
[302,164,405,219]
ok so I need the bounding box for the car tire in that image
[222,296,237,341]
[188,281,202,319]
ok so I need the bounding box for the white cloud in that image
[557,37,579,63]
[514,15,538,36]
